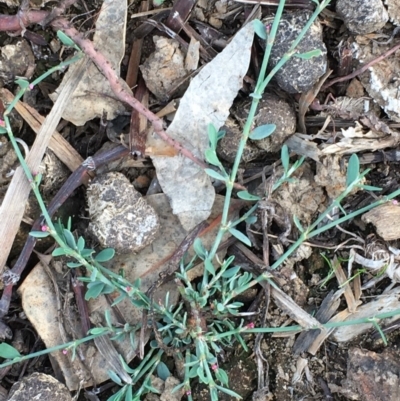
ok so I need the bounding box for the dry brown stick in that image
[0,10,48,31]
[0,65,85,275]
[126,0,148,88]
[51,18,207,169]
[322,41,400,90]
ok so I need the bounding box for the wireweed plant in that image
[2,1,400,400]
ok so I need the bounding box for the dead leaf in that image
[151,22,254,230]
[49,0,129,126]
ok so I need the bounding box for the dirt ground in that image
[1,0,400,400]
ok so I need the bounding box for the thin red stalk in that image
[51,18,207,168]
[0,11,48,31]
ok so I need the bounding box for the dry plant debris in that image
[0,0,400,400]
[49,0,129,125]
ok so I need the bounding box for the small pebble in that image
[263,11,327,93]
[140,36,188,101]
[217,118,263,163]
[7,373,72,401]
[336,0,388,34]
[235,93,296,152]
[87,172,160,253]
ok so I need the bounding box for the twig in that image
[51,18,207,169]
[0,11,48,31]
[0,145,129,330]
[322,41,400,90]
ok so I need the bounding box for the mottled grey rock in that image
[336,0,388,34]
[0,40,35,86]
[140,36,188,101]
[265,11,327,93]
[217,117,264,163]
[7,373,72,401]
[235,93,296,152]
[87,172,160,253]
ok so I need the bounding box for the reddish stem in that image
[51,18,207,168]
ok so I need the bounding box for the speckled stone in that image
[234,93,296,152]
[336,0,388,34]
[217,117,264,163]
[7,373,72,401]
[87,172,160,253]
[264,11,327,93]
[0,39,35,86]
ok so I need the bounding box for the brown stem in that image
[51,18,207,168]
[0,11,48,31]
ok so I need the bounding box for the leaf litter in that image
[1,0,400,400]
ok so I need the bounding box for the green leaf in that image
[215,384,242,398]
[217,130,226,140]
[63,229,76,249]
[207,123,218,150]
[205,149,220,166]
[77,236,85,252]
[188,364,199,378]
[293,215,304,233]
[0,343,21,359]
[85,282,105,300]
[66,261,83,268]
[107,387,126,401]
[281,144,290,172]
[229,228,252,246]
[294,49,322,60]
[0,127,8,134]
[104,309,113,328]
[193,238,207,259]
[346,154,360,186]
[237,191,261,201]
[222,265,241,278]
[171,382,186,394]
[253,19,267,40]
[95,248,115,262]
[108,369,122,385]
[249,124,276,140]
[29,231,50,238]
[67,216,72,231]
[361,185,382,191]
[157,361,170,381]
[119,355,137,374]
[204,259,216,275]
[52,247,69,257]
[245,215,257,224]
[124,385,133,401]
[143,381,161,394]
[130,299,147,308]
[15,78,29,90]
[215,368,229,386]
[228,302,243,309]
[204,168,227,182]
[197,365,209,384]
[81,248,95,258]
[57,30,76,47]
[89,327,110,335]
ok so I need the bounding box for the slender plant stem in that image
[0,331,108,369]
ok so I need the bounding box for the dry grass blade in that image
[0,61,85,274]
[332,256,361,313]
[0,88,84,174]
